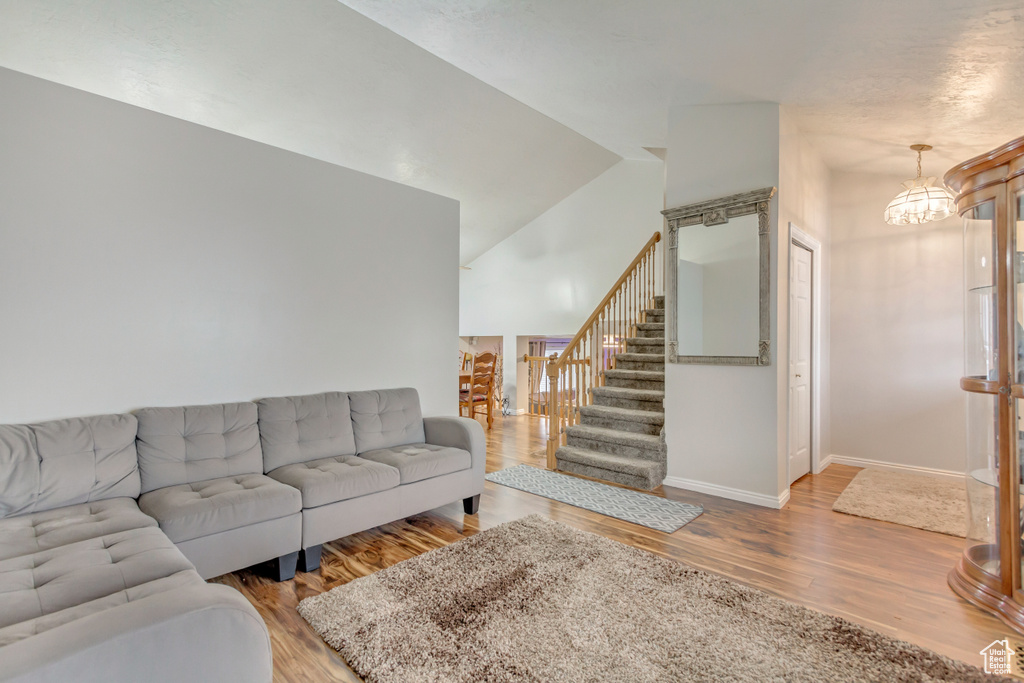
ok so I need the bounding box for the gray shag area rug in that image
[298,515,1004,683]
[486,464,702,532]
[832,469,967,537]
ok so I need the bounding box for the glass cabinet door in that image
[965,201,997,381]
[964,199,1000,578]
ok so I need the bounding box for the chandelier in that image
[883,144,957,225]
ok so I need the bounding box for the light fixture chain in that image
[916,150,922,179]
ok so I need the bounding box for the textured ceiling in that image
[3,1,1021,264]
[340,0,1024,178]
[0,0,619,264]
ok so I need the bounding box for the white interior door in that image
[789,243,813,482]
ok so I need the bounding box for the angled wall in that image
[0,68,459,423]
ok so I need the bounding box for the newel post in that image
[545,352,559,469]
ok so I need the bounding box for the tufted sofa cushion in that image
[0,568,200,647]
[137,474,301,543]
[0,413,141,519]
[256,392,356,472]
[0,498,157,562]
[0,526,195,631]
[349,388,425,453]
[135,402,263,494]
[266,455,399,508]
[358,444,472,484]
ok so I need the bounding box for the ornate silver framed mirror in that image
[662,187,775,366]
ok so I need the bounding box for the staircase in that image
[555,295,666,489]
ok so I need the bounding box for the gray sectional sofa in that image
[0,388,485,682]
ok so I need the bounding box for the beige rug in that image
[298,515,1002,682]
[832,468,967,537]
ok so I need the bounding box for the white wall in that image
[829,170,964,474]
[664,103,830,507]
[663,103,783,506]
[459,158,664,408]
[0,68,459,424]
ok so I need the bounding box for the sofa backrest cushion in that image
[135,402,262,493]
[349,388,425,453]
[0,413,141,519]
[256,392,356,472]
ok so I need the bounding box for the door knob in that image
[795,374,802,378]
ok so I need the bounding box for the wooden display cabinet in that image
[945,135,1024,633]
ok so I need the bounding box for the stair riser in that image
[579,414,662,435]
[653,295,665,308]
[593,394,664,412]
[556,459,660,490]
[635,327,665,339]
[614,359,665,372]
[626,340,664,354]
[605,376,665,391]
[566,435,665,461]
[643,313,665,323]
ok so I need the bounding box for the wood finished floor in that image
[212,415,1009,681]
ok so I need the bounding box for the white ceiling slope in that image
[0,0,619,264]
[340,0,1024,176]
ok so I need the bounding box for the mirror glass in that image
[675,213,760,357]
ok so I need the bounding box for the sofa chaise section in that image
[257,388,484,572]
[0,580,271,683]
[135,401,302,580]
[0,413,272,682]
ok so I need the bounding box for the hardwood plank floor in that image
[212,415,1009,681]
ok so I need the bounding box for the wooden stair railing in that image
[543,231,662,468]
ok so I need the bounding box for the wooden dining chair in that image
[459,352,496,429]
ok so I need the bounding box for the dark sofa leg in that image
[269,551,298,581]
[463,494,481,515]
[299,544,322,573]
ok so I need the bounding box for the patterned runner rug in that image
[485,464,702,532]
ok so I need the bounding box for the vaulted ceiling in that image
[2,1,1022,263]
[0,0,618,264]
[341,0,1024,178]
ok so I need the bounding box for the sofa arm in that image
[423,416,486,475]
[0,584,272,683]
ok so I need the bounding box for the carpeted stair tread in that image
[592,386,665,402]
[580,404,665,425]
[634,322,665,338]
[604,367,665,390]
[604,369,664,382]
[626,338,665,353]
[614,352,665,364]
[566,424,665,451]
[555,446,663,480]
[653,295,665,307]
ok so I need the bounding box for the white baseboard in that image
[512,408,526,416]
[663,476,790,509]
[813,454,833,474]
[826,454,965,482]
